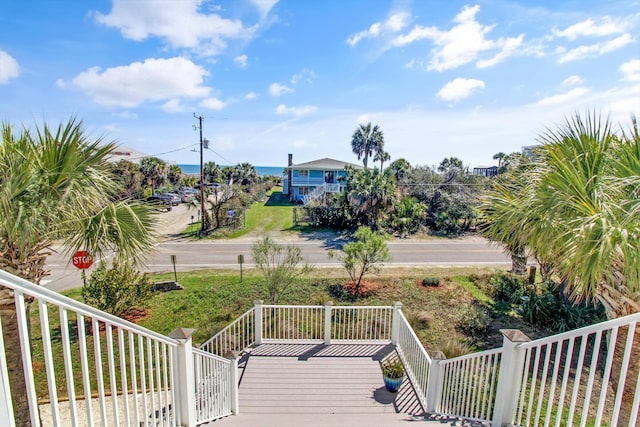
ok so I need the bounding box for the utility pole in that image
[194,113,207,233]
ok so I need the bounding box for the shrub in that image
[488,271,524,303]
[421,276,440,287]
[82,260,153,317]
[329,226,391,296]
[438,338,473,358]
[456,304,491,335]
[520,282,605,332]
[404,309,432,329]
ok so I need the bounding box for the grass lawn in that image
[184,186,296,238]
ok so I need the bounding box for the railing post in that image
[226,352,240,415]
[254,300,263,345]
[169,327,197,427]
[0,315,15,427]
[426,351,447,412]
[391,301,403,345]
[492,329,530,427]
[324,301,333,345]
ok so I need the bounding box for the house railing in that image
[0,269,237,427]
[436,348,502,422]
[201,301,396,356]
[192,349,237,424]
[393,306,432,410]
[200,300,640,426]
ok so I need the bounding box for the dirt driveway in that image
[155,204,199,238]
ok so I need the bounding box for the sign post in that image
[72,250,94,288]
[237,255,244,282]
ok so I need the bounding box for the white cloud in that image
[392,5,523,71]
[250,0,278,19]
[620,59,640,82]
[553,17,630,41]
[0,50,20,84]
[269,82,293,96]
[347,11,410,46]
[93,0,253,56]
[68,57,210,107]
[161,99,186,113]
[275,104,317,116]
[234,54,248,68]
[557,34,634,63]
[562,75,585,87]
[200,97,227,110]
[436,78,485,102]
[533,87,589,106]
[245,92,258,100]
[291,68,317,85]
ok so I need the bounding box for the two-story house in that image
[283,154,362,204]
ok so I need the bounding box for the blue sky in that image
[1,0,639,169]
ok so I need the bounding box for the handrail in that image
[0,269,178,345]
[200,307,255,355]
[395,311,431,410]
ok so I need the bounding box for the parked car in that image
[146,195,172,211]
[161,193,181,206]
[180,192,195,203]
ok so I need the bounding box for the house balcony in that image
[1,269,639,426]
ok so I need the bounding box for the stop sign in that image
[72,250,94,270]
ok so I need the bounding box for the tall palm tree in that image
[351,122,384,169]
[492,152,507,168]
[0,118,158,424]
[374,150,391,171]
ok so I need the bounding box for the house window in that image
[298,187,310,195]
[298,170,309,177]
[324,171,334,183]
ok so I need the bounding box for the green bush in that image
[82,260,153,317]
[421,276,440,287]
[456,304,491,335]
[488,271,524,304]
[520,282,605,332]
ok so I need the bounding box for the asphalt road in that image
[42,237,510,292]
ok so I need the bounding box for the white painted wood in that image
[15,292,41,426]
[59,309,78,427]
[38,299,60,426]
[0,310,16,427]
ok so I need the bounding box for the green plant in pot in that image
[381,357,405,393]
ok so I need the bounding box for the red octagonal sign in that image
[72,250,94,270]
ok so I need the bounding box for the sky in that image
[1,0,639,169]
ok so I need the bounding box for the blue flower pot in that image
[383,375,404,393]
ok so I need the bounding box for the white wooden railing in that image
[393,307,432,410]
[193,349,236,424]
[437,348,501,422]
[199,307,255,356]
[510,313,640,427]
[0,269,236,427]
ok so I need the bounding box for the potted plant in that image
[381,357,405,393]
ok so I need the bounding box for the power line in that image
[205,147,234,166]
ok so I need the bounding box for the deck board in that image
[236,344,423,416]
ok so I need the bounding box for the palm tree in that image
[351,122,384,169]
[0,118,158,424]
[139,156,168,191]
[388,158,411,181]
[480,112,640,422]
[492,152,507,168]
[345,168,396,229]
[374,150,391,171]
[203,161,222,184]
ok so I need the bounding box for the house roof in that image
[105,145,149,164]
[290,157,362,170]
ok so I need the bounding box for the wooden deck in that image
[210,343,426,425]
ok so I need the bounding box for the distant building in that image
[283,154,362,204]
[472,165,498,177]
[105,145,149,164]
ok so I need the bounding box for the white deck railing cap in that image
[500,329,531,342]
[169,327,196,340]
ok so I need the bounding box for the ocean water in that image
[178,164,284,176]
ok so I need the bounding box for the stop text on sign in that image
[72,251,94,270]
